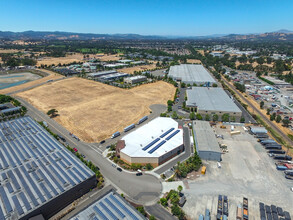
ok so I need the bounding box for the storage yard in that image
[17,78,176,142]
[0,117,96,220]
[183,124,293,219]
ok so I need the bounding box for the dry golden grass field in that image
[0,49,23,53]
[37,53,95,66]
[0,69,63,94]
[187,59,202,64]
[17,78,176,142]
[96,53,122,61]
[118,63,157,74]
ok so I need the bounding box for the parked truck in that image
[217,195,223,215]
[273,155,292,161]
[111,131,120,139]
[236,205,242,220]
[268,150,285,154]
[223,195,228,216]
[265,145,282,150]
[243,197,248,220]
[124,124,135,132]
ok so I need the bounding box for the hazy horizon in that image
[1,0,293,36]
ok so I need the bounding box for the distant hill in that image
[0,30,293,41]
[0,30,167,40]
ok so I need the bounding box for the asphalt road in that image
[222,76,293,147]
[225,90,256,123]
[155,126,192,175]
[15,97,163,205]
[145,204,177,220]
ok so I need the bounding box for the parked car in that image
[117,167,122,172]
[73,148,78,152]
[100,140,106,144]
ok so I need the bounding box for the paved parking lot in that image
[182,124,293,219]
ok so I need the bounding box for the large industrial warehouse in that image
[186,87,242,120]
[0,117,96,220]
[168,64,216,85]
[193,121,221,161]
[117,117,184,167]
[70,190,146,220]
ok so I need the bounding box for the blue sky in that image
[0,0,292,36]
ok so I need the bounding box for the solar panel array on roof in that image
[70,191,146,220]
[0,117,95,219]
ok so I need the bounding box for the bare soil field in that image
[17,78,176,142]
[0,69,63,94]
[118,63,157,74]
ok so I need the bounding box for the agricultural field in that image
[17,77,176,142]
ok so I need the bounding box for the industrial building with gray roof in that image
[70,190,146,220]
[0,117,96,220]
[193,121,221,161]
[168,64,216,85]
[186,87,242,119]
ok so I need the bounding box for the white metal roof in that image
[121,117,183,158]
[186,87,242,113]
[168,64,216,84]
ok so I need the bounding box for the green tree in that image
[260,101,264,109]
[47,109,58,117]
[221,113,230,122]
[149,216,156,220]
[205,114,210,121]
[213,114,219,122]
[177,185,183,193]
[266,108,271,115]
[276,115,282,123]
[181,82,186,88]
[189,112,195,120]
[160,197,168,207]
[136,206,147,216]
[172,111,178,119]
[240,117,245,123]
[146,163,153,170]
[212,83,218,87]
[282,119,290,127]
[196,113,203,120]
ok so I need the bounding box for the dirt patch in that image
[187,59,201,64]
[96,53,123,61]
[17,78,176,142]
[0,49,23,53]
[37,53,95,66]
[118,63,157,74]
[0,69,63,94]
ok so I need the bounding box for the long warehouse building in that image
[168,64,216,85]
[186,87,242,120]
[0,117,96,220]
[117,117,184,167]
[193,120,221,161]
